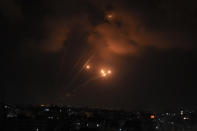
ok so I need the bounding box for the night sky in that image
[1,0,197,111]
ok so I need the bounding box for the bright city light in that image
[150,115,155,119]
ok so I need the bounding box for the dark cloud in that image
[0,0,23,21]
[88,2,197,59]
[1,0,197,110]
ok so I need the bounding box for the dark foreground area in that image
[0,103,197,131]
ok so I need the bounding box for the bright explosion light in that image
[83,62,113,78]
[106,13,114,21]
[86,65,90,69]
[108,70,111,74]
[108,14,113,18]
[100,68,112,77]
